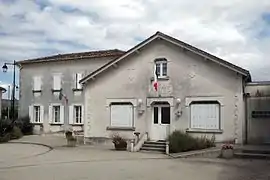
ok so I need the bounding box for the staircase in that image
[234,148,270,160]
[140,140,166,153]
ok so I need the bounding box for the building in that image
[17,49,125,134]
[80,32,251,144]
[0,86,6,119]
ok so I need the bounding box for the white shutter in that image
[191,103,219,129]
[81,105,84,124]
[48,105,53,124]
[53,74,61,90]
[40,105,44,123]
[76,73,82,89]
[69,105,74,124]
[110,104,133,127]
[29,106,34,123]
[60,105,64,124]
[33,76,41,91]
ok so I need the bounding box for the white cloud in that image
[0,0,270,80]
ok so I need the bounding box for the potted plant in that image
[221,143,234,159]
[65,131,76,147]
[112,133,127,150]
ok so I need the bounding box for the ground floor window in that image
[190,101,220,129]
[74,105,82,124]
[34,106,41,123]
[110,103,134,127]
[53,105,61,123]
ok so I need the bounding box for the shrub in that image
[0,133,11,143]
[112,133,127,150]
[15,116,33,135]
[10,126,23,140]
[168,130,215,153]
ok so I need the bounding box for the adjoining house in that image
[17,49,125,134]
[0,86,7,119]
[80,31,251,145]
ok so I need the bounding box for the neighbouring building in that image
[0,86,6,119]
[17,49,125,134]
[80,32,251,145]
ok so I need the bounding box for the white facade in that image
[82,33,249,144]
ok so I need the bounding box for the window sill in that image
[32,90,42,93]
[31,122,43,125]
[186,128,223,134]
[157,76,169,81]
[72,88,83,92]
[106,126,135,131]
[51,89,62,93]
[50,123,64,125]
[72,123,84,126]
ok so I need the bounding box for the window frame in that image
[74,73,83,90]
[52,105,61,123]
[189,101,221,130]
[33,105,41,123]
[52,73,62,91]
[155,58,168,78]
[109,102,134,129]
[74,105,82,124]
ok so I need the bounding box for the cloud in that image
[0,0,270,80]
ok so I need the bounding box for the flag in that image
[153,67,158,91]
[59,92,68,103]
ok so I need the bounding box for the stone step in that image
[144,141,166,145]
[240,149,270,155]
[140,146,166,152]
[142,143,166,148]
[234,152,270,160]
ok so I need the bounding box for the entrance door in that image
[151,104,170,140]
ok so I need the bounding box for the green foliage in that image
[15,116,33,135]
[168,130,215,153]
[0,133,11,143]
[112,133,127,150]
[10,126,23,140]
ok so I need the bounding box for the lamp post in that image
[2,60,16,123]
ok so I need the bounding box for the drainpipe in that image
[243,76,249,145]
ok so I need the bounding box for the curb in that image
[8,141,53,151]
[169,148,220,158]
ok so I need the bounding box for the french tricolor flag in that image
[153,67,158,91]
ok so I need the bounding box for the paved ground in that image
[0,135,270,180]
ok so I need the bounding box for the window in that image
[29,105,43,123]
[155,58,168,78]
[252,111,270,118]
[190,101,220,130]
[33,76,41,91]
[74,105,82,124]
[34,106,40,123]
[110,103,133,127]
[53,74,61,90]
[53,106,61,123]
[74,73,82,89]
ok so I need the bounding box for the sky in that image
[0,0,270,98]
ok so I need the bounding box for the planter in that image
[221,149,234,159]
[114,142,127,151]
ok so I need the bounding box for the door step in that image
[140,141,166,153]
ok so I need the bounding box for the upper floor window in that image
[74,73,82,90]
[53,74,61,90]
[155,58,167,78]
[33,76,42,91]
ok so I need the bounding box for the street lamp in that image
[2,60,16,123]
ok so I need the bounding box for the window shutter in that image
[33,76,41,91]
[53,74,61,90]
[60,105,64,124]
[110,104,133,127]
[77,73,82,89]
[40,105,44,123]
[29,106,34,123]
[81,105,84,124]
[48,105,53,124]
[69,105,74,124]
